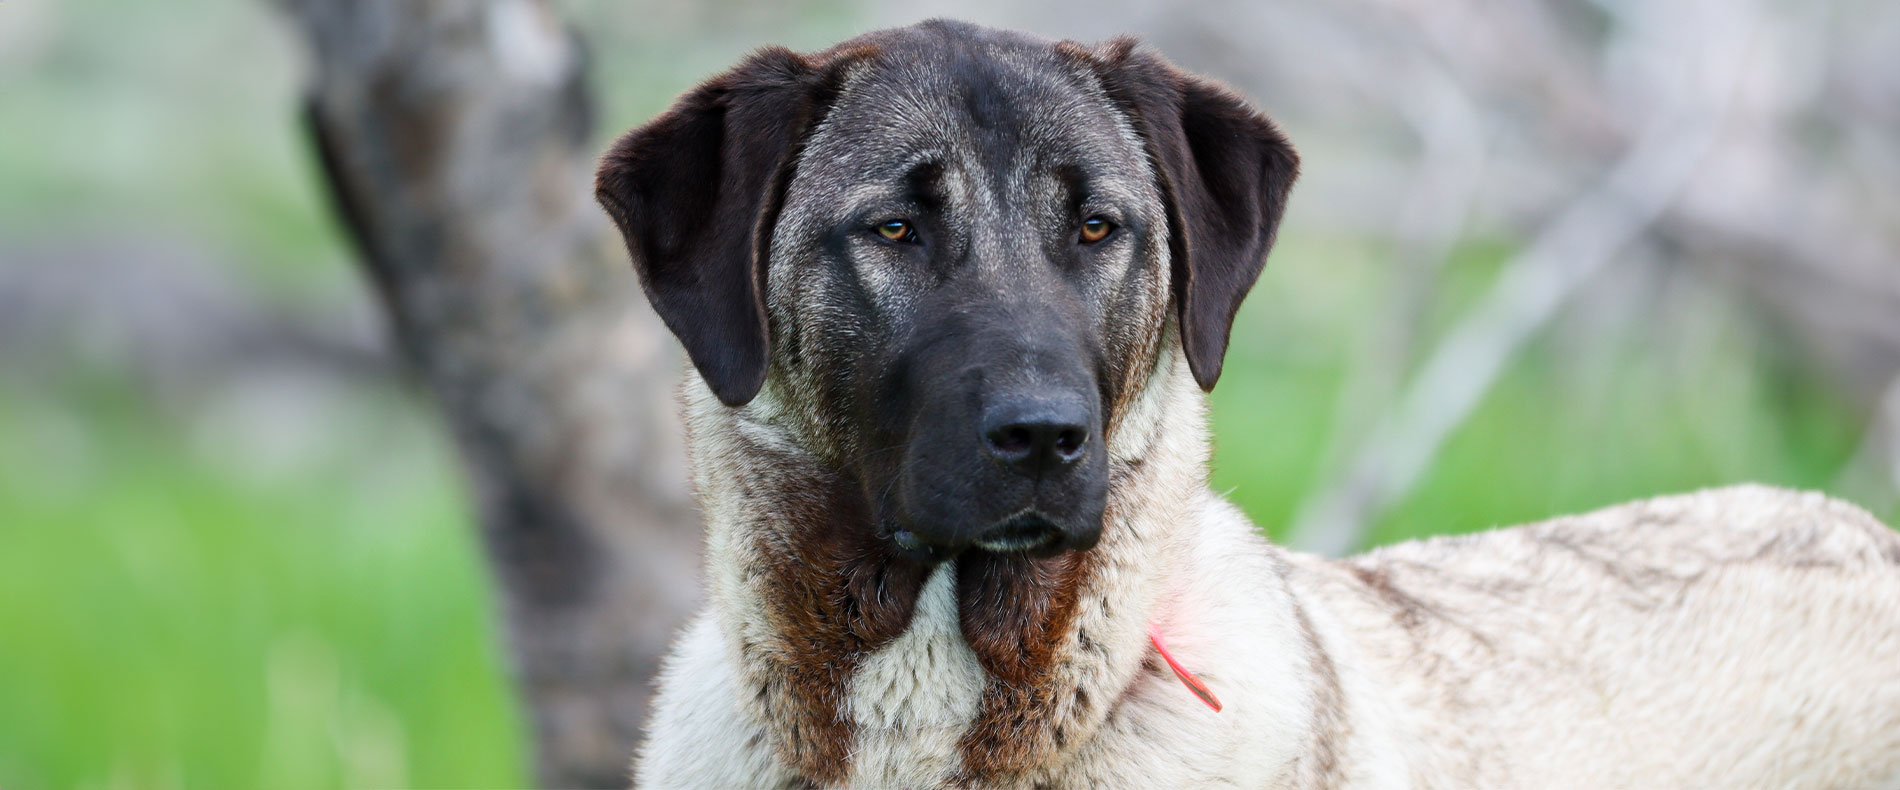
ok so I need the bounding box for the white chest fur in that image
[843,565,987,787]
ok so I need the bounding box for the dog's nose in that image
[981,394,1091,476]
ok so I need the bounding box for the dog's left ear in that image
[595,46,871,407]
[1071,38,1300,391]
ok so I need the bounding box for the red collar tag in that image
[1148,622,1222,712]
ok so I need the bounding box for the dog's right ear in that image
[1067,38,1300,392]
[595,47,869,407]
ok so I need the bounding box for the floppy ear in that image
[1077,39,1299,391]
[595,47,867,406]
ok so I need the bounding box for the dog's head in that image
[597,20,1295,562]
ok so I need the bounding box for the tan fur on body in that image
[639,349,1900,788]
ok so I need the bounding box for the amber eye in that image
[875,220,915,243]
[1080,217,1114,244]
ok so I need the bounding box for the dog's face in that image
[597,20,1296,563]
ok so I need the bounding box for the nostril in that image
[991,425,1034,457]
[1053,428,1085,459]
[981,392,1094,474]
[982,419,1090,472]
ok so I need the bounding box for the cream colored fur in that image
[637,345,1900,788]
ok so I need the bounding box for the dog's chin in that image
[969,512,1069,557]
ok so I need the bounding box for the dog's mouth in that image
[971,512,1065,554]
[884,511,1069,562]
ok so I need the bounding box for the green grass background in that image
[0,0,1892,787]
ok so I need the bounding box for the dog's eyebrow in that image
[902,159,945,213]
[1054,163,1100,215]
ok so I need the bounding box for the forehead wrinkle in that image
[821,47,1143,188]
[798,96,973,232]
[786,40,1165,279]
[831,148,949,213]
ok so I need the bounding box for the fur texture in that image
[599,20,1900,789]
[643,359,1900,788]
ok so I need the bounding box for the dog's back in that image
[1288,485,1900,787]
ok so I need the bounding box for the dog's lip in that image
[971,512,1064,554]
[881,511,1073,560]
[887,527,955,563]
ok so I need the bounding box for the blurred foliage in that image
[0,0,1892,787]
[1212,236,1880,546]
[0,0,344,294]
[2,0,530,785]
[0,386,524,788]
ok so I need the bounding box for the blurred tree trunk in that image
[283,1,700,786]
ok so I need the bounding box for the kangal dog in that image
[594,19,1900,788]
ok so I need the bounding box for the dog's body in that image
[644,368,1900,789]
[596,20,1900,788]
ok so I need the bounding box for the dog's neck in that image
[683,349,1213,787]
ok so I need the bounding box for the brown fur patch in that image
[952,549,1096,783]
[740,439,934,784]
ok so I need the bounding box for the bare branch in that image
[1287,1,1759,555]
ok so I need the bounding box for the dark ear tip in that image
[709,377,765,408]
[1187,351,1222,392]
[689,343,770,407]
